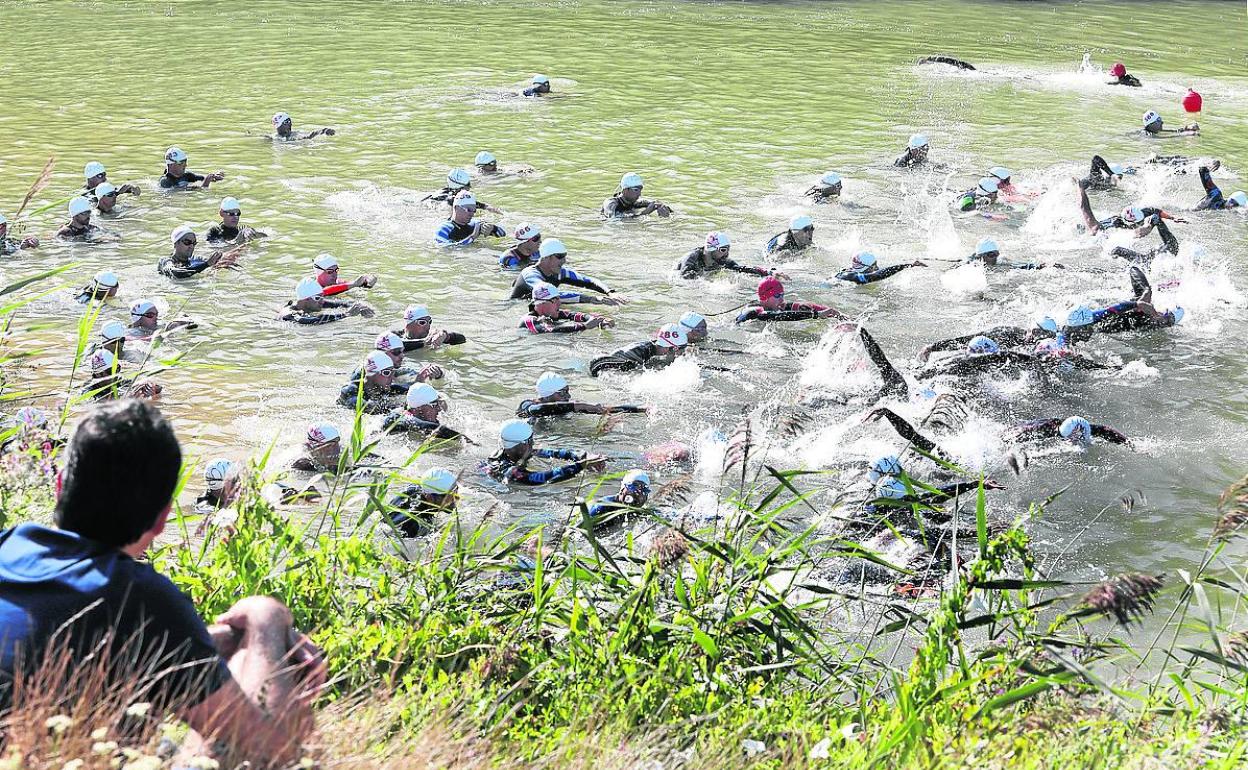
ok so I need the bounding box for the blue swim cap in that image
[968,335,1000,354]
[875,477,909,500]
[1170,307,1185,324]
[1036,316,1058,333]
[867,454,903,482]
[1059,416,1093,445]
[1064,306,1094,328]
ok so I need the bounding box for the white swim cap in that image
[789,214,813,230]
[0,212,6,225]
[15,406,47,429]
[475,151,496,165]
[1122,206,1145,224]
[1059,416,1093,444]
[620,172,644,189]
[406,382,440,408]
[867,454,903,482]
[1065,305,1094,328]
[93,271,119,289]
[447,168,472,188]
[95,183,118,199]
[130,299,156,318]
[219,196,241,213]
[295,277,323,301]
[975,237,1000,256]
[679,311,706,331]
[1142,110,1161,127]
[84,161,106,179]
[164,146,187,164]
[705,231,731,250]
[1036,316,1058,333]
[272,111,291,127]
[875,477,909,500]
[404,305,431,322]
[535,371,568,398]
[419,468,457,495]
[539,238,568,259]
[976,177,999,195]
[989,166,1011,182]
[312,253,339,271]
[655,323,689,349]
[532,74,550,85]
[205,458,237,491]
[170,224,195,245]
[821,171,842,187]
[452,190,477,209]
[1170,307,1185,324]
[100,320,127,341]
[86,348,116,374]
[1108,162,1125,176]
[364,350,393,375]
[68,197,92,217]
[531,282,559,302]
[968,335,1000,354]
[500,419,534,448]
[1229,191,1248,208]
[375,332,404,354]
[514,223,541,241]
[622,469,651,488]
[908,133,929,149]
[306,422,340,444]
[851,250,877,269]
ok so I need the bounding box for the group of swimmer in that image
[2,62,1241,577]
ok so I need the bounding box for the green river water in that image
[2,0,1247,584]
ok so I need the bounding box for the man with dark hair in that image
[0,400,324,764]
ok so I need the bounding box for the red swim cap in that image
[1110,62,1126,78]
[758,277,784,301]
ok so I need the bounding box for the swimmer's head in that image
[130,299,158,327]
[474,151,498,172]
[1122,206,1146,225]
[679,311,708,343]
[295,277,324,306]
[1108,162,1126,176]
[99,320,127,352]
[171,224,197,256]
[619,172,644,203]
[531,73,551,92]
[988,166,1012,186]
[85,348,116,376]
[538,238,568,266]
[1142,110,1162,133]
[908,133,929,150]
[819,171,843,195]
[500,419,535,449]
[531,281,561,315]
[219,197,242,219]
[620,469,652,506]
[789,214,813,233]
[375,331,405,363]
[867,454,903,483]
[1229,191,1247,209]
[514,223,541,244]
[976,177,999,198]
[312,253,339,276]
[84,161,106,184]
[405,383,442,416]
[68,196,92,225]
[875,477,909,501]
[1064,305,1094,328]
[418,468,457,498]
[447,168,472,190]
[1059,416,1093,446]
[272,112,292,134]
[306,422,340,448]
[1170,306,1185,325]
[1035,315,1059,334]
[967,335,999,355]
[452,190,477,220]
[851,250,878,272]
[535,371,569,401]
[1033,338,1064,355]
[655,323,689,350]
[974,237,1000,264]
[705,230,731,255]
[1110,62,1126,78]
[204,458,239,494]
[88,271,119,300]
[757,276,785,309]
[95,183,119,212]
[164,146,187,172]
[364,350,396,385]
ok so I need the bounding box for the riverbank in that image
[3,435,1247,768]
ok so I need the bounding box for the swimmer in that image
[388,468,458,538]
[1074,180,1183,251]
[804,172,843,203]
[128,298,198,339]
[1107,62,1141,87]
[92,184,125,215]
[271,111,335,141]
[0,212,38,255]
[434,191,506,246]
[197,459,241,514]
[80,349,161,401]
[56,198,100,240]
[865,454,994,508]
[207,197,266,243]
[916,335,1101,381]
[918,55,975,71]
[499,223,543,269]
[601,172,673,219]
[585,470,655,530]
[1012,415,1129,446]
[381,383,467,442]
[920,316,1057,361]
[338,351,413,414]
[392,305,467,352]
[82,161,140,199]
[954,177,999,212]
[511,239,622,305]
[1193,166,1246,211]
[678,312,709,344]
[677,231,784,279]
[522,74,552,97]
[894,134,930,168]
[372,332,443,384]
[158,225,239,279]
[312,253,377,295]
[482,419,606,486]
[1145,155,1219,174]
[291,422,347,473]
[473,150,532,177]
[517,371,647,420]
[764,214,815,255]
[158,146,224,190]
[965,238,1057,270]
[832,250,925,284]
[279,277,375,325]
[589,323,688,376]
[519,282,614,334]
[88,320,137,362]
[1061,271,1183,340]
[74,271,119,304]
[1141,110,1198,137]
[1081,155,1132,191]
[428,169,500,212]
[736,277,847,324]
[863,410,953,464]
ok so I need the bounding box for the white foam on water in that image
[940,261,988,297]
[628,356,703,397]
[1118,360,1160,381]
[798,325,878,397]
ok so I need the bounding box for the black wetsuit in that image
[157,254,213,280]
[764,231,807,255]
[337,375,409,414]
[676,247,770,279]
[482,448,593,486]
[1088,301,1179,333]
[380,410,465,440]
[589,340,665,377]
[1195,167,1232,211]
[428,188,490,212]
[519,310,600,334]
[0,238,24,256]
[805,187,840,204]
[601,195,654,218]
[833,264,915,284]
[1014,418,1128,444]
[510,264,611,301]
[1108,218,1179,265]
[278,299,354,325]
[386,488,439,537]
[1082,155,1123,191]
[918,55,975,70]
[1109,73,1142,87]
[859,328,909,402]
[867,407,953,463]
[58,223,100,240]
[516,399,643,419]
[893,148,928,168]
[207,224,240,242]
[736,302,830,324]
[159,171,206,190]
[392,329,467,353]
[922,325,1053,359]
[499,247,538,269]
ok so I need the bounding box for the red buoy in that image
[1183,88,1203,114]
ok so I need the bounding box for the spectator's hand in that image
[417,364,444,381]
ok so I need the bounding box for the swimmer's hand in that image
[585,316,614,330]
[20,236,39,249]
[597,295,627,307]
[818,308,848,320]
[353,274,378,289]
[347,303,375,318]
[129,379,162,399]
[769,270,791,280]
[911,261,928,268]
[416,364,444,382]
[322,128,337,136]
[582,454,608,473]
[425,329,450,349]
[202,171,226,188]
[118,184,141,196]
[211,251,239,270]
[832,321,858,333]
[982,478,1005,491]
